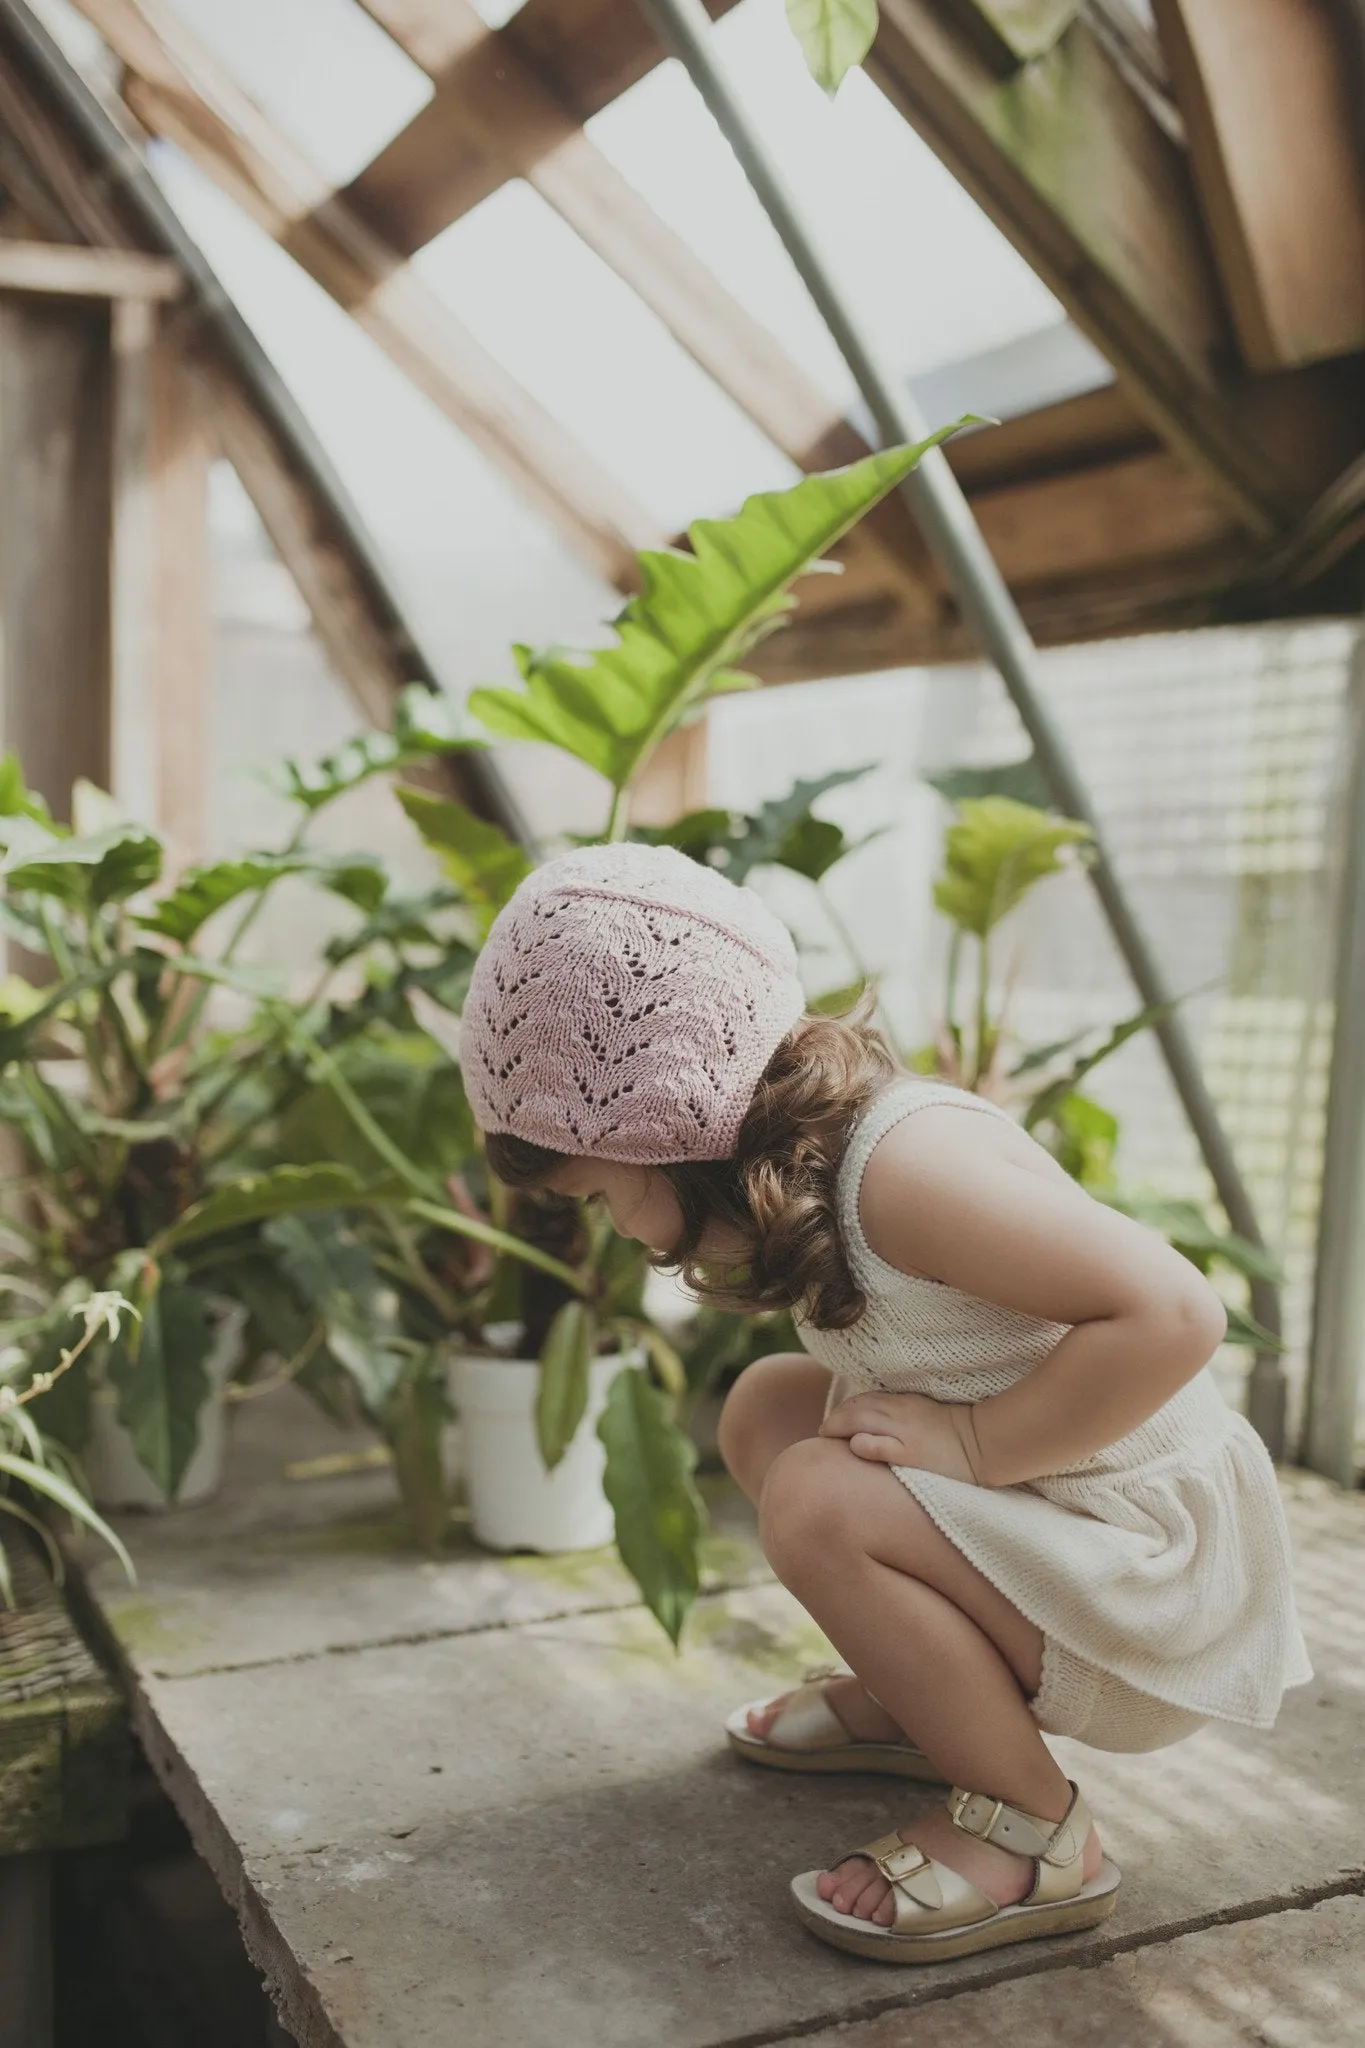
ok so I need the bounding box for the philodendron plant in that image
[912,760,1284,1354]
[394,429,970,1641]
[0,698,581,1532]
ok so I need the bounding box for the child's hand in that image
[820,1391,981,1485]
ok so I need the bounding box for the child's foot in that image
[816,1807,1105,1926]
[746,1674,903,1745]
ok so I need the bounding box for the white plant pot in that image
[454,1350,631,1554]
[85,1304,247,1511]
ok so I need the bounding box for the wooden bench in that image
[0,1531,128,2048]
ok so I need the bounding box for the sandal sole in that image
[789,1859,1122,1964]
[725,1704,946,1783]
[726,1727,946,1782]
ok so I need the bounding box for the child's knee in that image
[758,1436,866,1584]
[716,1352,816,1489]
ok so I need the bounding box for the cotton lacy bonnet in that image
[460,843,806,1163]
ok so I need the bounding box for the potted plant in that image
[0,693,542,1517]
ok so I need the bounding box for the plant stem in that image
[605,783,630,844]
[406,1200,586,1293]
[972,933,993,1094]
[818,883,900,1058]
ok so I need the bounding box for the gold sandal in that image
[725,1667,944,1783]
[791,1780,1121,1963]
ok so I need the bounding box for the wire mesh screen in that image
[708,619,1360,1439]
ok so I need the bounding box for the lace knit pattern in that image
[461,844,806,1163]
[798,1077,1313,1750]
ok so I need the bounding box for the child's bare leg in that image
[758,1436,1102,1926]
[717,1357,904,1744]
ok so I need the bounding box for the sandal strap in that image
[949,1782,1092,1905]
[853,1831,995,1934]
[763,1680,856,1753]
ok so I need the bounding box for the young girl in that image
[460,842,1311,1967]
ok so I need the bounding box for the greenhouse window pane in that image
[160,0,433,189]
[588,0,1062,404]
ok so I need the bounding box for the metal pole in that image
[1302,629,1365,1485]
[638,0,1287,1451]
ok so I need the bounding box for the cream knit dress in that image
[796,1076,1313,1754]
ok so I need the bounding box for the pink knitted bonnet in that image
[460,843,806,1163]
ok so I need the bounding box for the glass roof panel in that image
[588,0,1063,407]
[415,182,798,535]
[161,0,433,187]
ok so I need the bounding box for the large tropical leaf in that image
[934,797,1091,939]
[786,0,879,94]
[1100,1192,1282,1283]
[468,434,969,802]
[106,1276,216,1500]
[535,1300,596,1471]
[138,851,387,945]
[395,792,531,937]
[157,1164,369,1251]
[598,1365,705,1647]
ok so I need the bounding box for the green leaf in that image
[158,1164,367,1251]
[933,796,1091,939]
[469,434,969,800]
[0,1451,135,1583]
[265,1213,410,1414]
[809,979,867,1016]
[0,751,53,825]
[395,791,531,937]
[786,0,879,94]
[1034,1090,1119,1190]
[267,687,485,815]
[1021,997,1179,1133]
[106,1278,216,1500]
[0,818,162,905]
[1222,1302,1286,1352]
[137,851,387,943]
[535,1300,596,1471]
[927,755,1053,811]
[727,767,872,884]
[1100,1192,1282,1283]
[598,1365,705,1646]
[277,1031,476,1185]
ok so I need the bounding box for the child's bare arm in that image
[853,1107,1228,1487]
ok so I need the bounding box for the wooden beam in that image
[1152,0,1365,372]
[71,0,660,591]
[108,293,157,821]
[352,0,936,617]
[868,0,1303,534]
[0,294,112,824]
[149,322,210,865]
[0,236,180,298]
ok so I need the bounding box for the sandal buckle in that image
[874,1840,929,1885]
[950,1789,1005,1843]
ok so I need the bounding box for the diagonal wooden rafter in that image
[0,11,517,829]
[351,0,937,618]
[349,0,1365,543]
[70,0,662,592]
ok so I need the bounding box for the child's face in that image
[547,1158,744,1262]
[547,1159,685,1255]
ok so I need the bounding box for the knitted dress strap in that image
[839,1077,1016,1269]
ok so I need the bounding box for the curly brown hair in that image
[482,998,898,1331]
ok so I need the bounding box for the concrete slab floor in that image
[776,1894,1365,2048]
[79,1395,1365,2048]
